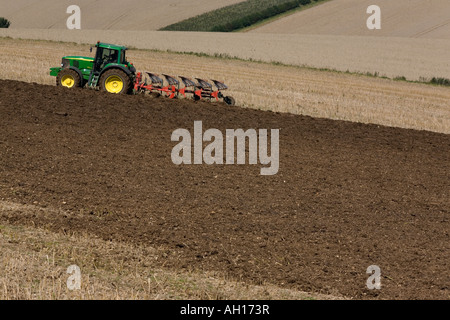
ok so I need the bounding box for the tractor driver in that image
[107,50,118,64]
[98,50,118,70]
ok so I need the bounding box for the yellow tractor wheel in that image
[56,69,82,89]
[100,69,131,94]
[104,75,124,94]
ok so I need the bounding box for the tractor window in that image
[121,51,127,64]
[102,49,118,64]
[95,47,119,71]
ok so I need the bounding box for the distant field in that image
[160,0,326,32]
[0,37,449,134]
[250,0,450,39]
[0,0,243,30]
[1,29,449,82]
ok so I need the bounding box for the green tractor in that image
[50,41,136,94]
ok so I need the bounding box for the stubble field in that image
[250,0,450,38]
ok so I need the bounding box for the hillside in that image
[0,0,243,30]
[250,0,450,39]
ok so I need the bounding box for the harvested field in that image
[250,0,450,39]
[0,79,449,299]
[1,29,449,83]
[0,38,449,134]
[0,0,243,30]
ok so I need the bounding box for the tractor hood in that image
[61,56,94,70]
[63,56,94,63]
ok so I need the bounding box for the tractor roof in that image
[96,42,128,51]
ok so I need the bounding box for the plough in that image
[134,72,235,105]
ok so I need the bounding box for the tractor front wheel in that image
[100,69,131,94]
[57,69,82,89]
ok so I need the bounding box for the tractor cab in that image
[93,42,127,72]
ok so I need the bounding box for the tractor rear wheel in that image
[57,69,82,89]
[100,69,131,94]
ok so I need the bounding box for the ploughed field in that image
[0,80,448,299]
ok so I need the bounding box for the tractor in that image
[50,41,235,105]
[50,41,135,94]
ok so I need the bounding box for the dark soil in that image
[0,79,448,299]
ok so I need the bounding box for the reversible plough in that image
[133,72,235,105]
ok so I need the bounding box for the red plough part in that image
[134,72,177,98]
[179,76,203,101]
[163,74,180,99]
[133,72,235,105]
